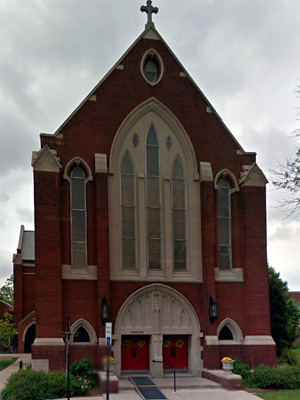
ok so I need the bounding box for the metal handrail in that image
[152,359,176,392]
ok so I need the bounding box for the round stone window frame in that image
[140,49,164,86]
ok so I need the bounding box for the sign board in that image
[105,322,112,346]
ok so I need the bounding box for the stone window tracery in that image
[109,99,202,282]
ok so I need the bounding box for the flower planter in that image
[104,362,115,373]
[221,360,234,374]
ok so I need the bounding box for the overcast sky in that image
[0,0,300,290]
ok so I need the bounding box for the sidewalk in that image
[0,356,260,400]
[0,353,31,391]
[66,388,260,400]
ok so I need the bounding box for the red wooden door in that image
[121,336,149,372]
[163,335,188,370]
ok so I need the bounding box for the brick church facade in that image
[13,3,276,376]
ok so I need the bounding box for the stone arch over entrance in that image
[113,284,202,378]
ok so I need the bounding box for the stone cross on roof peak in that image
[141,0,159,28]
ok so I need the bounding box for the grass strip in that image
[256,390,300,400]
[0,358,17,371]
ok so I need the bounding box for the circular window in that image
[141,49,163,86]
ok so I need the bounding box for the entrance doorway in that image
[114,284,202,378]
[163,335,188,371]
[24,324,36,353]
[121,335,149,373]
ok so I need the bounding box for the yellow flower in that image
[103,356,114,363]
[221,357,233,361]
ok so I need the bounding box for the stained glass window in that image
[121,151,136,270]
[172,156,187,270]
[71,167,87,267]
[146,124,161,270]
[217,178,232,270]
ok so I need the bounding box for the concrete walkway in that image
[0,353,31,391]
[63,388,260,400]
[0,355,260,399]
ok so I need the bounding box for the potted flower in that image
[221,357,234,374]
[103,355,115,372]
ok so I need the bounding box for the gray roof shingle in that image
[21,231,35,261]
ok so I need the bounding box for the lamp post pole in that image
[66,316,72,400]
[106,344,110,400]
[101,297,110,400]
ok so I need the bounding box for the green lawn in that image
[0,358,16,371]
[256,391,300,400]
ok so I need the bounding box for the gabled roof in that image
[21,231,35,261]
[47,24,251,155]
[0,300,14,312]
[239,163,268,187]
[16,225,35,262]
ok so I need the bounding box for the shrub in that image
[251,365,278,388]
[70,358,93,379]
[251,364,300,389]
[1,369,48,400]
[0,364,95,400]
[44,371,67,399]
[278,348,300,367]
[232,358,251,386]
[70,374,94,395]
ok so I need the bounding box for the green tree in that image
[0,275,14,305]
[268,266,300,355]
[271,85,300,216]
[0,312,17,352]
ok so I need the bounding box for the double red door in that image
[121,335,149,372]
[163,335,188,371]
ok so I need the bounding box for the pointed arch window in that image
[146,124,162,270]
[218,325,233,340]
[71,166,87,268]
[172,156,187,270]
[74,327,90,343]
[121,151,136,270]
[217,178,232,270]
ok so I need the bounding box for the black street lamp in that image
[101,297,109,326]
[209,297,218,324]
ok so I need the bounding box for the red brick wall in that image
[22,33,276,369]
[34,170,63,339]
[32,345,65,370]
[62,280,98,332]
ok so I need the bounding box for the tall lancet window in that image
[146,124,161,270]
[217,178,232,270]
[121,151,136,270]
[71,166,87,267]
[172,156,187,270]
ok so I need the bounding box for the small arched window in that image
[146,123,161,270]
[73,327,90,343]
[218,325,233,340]
[217,178,231,270]
[172,156,187,271]
[71,166,87,268]
[121,151,136,270]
